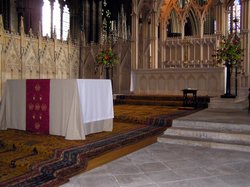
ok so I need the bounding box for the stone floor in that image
[173,108,250,125]
[61,142,250,187]
[61,108,250,187]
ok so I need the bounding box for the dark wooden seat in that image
[182,88,198,108]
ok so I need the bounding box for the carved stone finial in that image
[29,28,33,36]
[0,15,3,31]
[53,26,57,39]
[80,30,86,46]
[38,21,42,37]
[67,29,71,43]
[20,16,24,35]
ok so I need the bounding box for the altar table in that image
[0,79,114,140]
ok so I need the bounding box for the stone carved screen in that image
[0,31,79,98]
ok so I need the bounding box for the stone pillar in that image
[200,19,204,62]
[131,0,140,70]
[49,0,55,37]
[143,21,149,69]
[92,0,96,42]
[38,21,42,79]
[159,19,167,68]
[181,19,185,62]
[0,15,3,96]
[214,1,227,35]
[200,17,204,38]
[98,0,103,44]
[150,0,159,69]
[20,16,25,79]
[241,0,250,76]
[59,0,64,40]
[84,0,90,42]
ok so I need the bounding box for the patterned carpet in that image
[0,123,140,180]
[0,96,205,186]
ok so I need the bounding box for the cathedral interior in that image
[0,1,250,186]
[0,0,249,99]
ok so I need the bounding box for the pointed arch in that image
[167,8,182,37]
[184,8,199,36]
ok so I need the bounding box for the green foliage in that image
[215,34,243,66]
[96,48,119,68]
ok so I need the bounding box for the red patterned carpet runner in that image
[26,79,50,134]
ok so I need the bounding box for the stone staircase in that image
[158,110,250,152]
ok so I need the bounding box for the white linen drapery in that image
[0,79,114,140]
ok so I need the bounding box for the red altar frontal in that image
[26,79,50,134]
[0,79,114,140]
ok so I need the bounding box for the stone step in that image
[164,127,250,143]
[113,94,210,108]
[114,94,185,101]
[114,99,183,106]
[158,135,250,153]
[209,97,248,110]
[172,119,250,132]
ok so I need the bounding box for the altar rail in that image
[131,68,224,96]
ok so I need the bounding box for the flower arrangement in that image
[214,32,244,98]
[215,34,243,67]
[96,47,119,68]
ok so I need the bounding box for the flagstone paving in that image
[61,142,250,187]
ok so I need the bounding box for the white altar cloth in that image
[0,79,114,140]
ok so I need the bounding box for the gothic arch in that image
[184,8,199,36]
[167,8,182,37]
